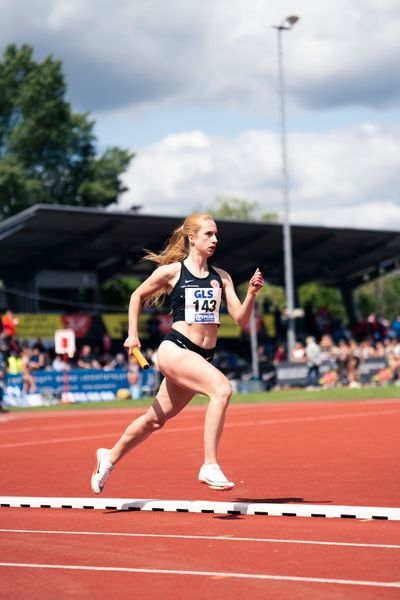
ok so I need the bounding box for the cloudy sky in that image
[2,0,400,229]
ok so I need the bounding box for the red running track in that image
[1,398,400,598]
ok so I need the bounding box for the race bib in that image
[184,288,221,324]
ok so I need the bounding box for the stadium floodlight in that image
[273,15,300,356]
[280,15,300,30]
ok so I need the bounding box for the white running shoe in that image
[91,448,114,495]
[198,463,234,489]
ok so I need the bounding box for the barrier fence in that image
[276,358,389,388]
[4,368,159,407]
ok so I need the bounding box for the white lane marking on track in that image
[1,409,400,448]
[0,434,120,447]
[255,409,400,427]
[3,397,398,428]
[0,529,399,549]
[0,419,134,435]
[0,405,284,434]
[3,399,399,433]
[0,562,399,588]
[0,403,325,434]
[3,397,399,426]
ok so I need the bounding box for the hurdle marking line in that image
[1,496,399,520]
[1,528,399,549]
[0,562,399,588]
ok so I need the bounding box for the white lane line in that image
[3,405,397,436]
[2,398,398,427]
[0,419,132,435]
[0,562,399,588]
[0,405,294,434]
[0,433,119,448]
[255,409,400,427]
[0,405,275,434]
[0,529,399,549]
[1,408,399,448]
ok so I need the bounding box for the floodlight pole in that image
[273,15,299,357]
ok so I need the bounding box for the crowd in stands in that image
[1,306,400,410]
[282,334,400,387]
[0,309,157,409]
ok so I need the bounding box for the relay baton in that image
[132,347,150,370]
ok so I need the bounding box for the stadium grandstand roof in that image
[0,204,400,290]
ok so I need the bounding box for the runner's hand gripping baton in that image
[132,347,150,370]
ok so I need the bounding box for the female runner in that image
[91,213,263,493]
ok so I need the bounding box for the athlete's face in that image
[191,219,218,255]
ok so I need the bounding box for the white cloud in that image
[293,202,400,230]
[2,0,400,112]
[2,0,400,230]
[120,124,400,229]
[46,1,89,30]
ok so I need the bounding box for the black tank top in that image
[170,262,223,323]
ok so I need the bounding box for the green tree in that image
[355,273,400,321]
[207,196,278,222]
[101,277,141,309]
[298,282,346,320]
[0,44,133,218]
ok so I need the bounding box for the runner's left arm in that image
[217,268,263,328]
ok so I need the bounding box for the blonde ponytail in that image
[143,225,188,266]
[142,213,215,306]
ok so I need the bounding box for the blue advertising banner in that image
[4,369,130,406]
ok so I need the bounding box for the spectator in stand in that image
[128,353,141,400]
[375,341,386,358]
[52,354,70,371]
[319,333,336,360]
[359,337,377,360]
[33,338,46,353]
[106,352,129,371]
[348,339,361,387]
[7,348,22,375]
[350,319,368,343]
[0,343,8,412]
[2,310,19,340]
[145,347,159,370]
[391,315,400,341]
[305,336,321,387]
[273,344,287,365]
[385,341,399,383]
[255,344,275,390]
[392,340,400,383]
[383,337,395,356]
[21,347,37,395]
[29,346,45,371]
[331,317,349,344]
[256,344,268,365]
[367,313,383,342]
[320,334,337,361]
[0,370,6,412]
[7,351,20,376]
[77,344,102,370]
[290,341,306,363]
[0,340,10,363]
[336,340,350,385]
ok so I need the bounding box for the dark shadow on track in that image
[233,497,332,504]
